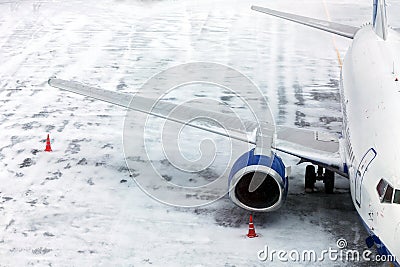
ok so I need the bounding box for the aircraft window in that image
[376,179,387,198]
[382,185,394,203]
[394,190,400,204]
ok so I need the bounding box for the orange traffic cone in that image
[247,215,258,238]
[44,134,52,152]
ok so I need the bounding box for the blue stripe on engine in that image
[228,148,286,186]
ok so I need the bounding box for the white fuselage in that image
[341,25,400,259]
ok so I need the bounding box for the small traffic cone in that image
[44,134,52,152]
[247,215,258,238]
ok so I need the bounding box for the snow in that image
[0,0,396,266]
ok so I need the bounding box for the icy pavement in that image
[0,0,399,266]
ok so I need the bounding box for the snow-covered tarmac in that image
[1,0,399,266]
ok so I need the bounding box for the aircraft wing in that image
[48,78,260,144]
[48,78,344,175]
[251,5,360,39]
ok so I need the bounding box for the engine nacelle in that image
[228,148,288,212]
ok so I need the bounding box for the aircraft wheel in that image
[324,169,335,194]
[317,165,323,179]
[305,165,316,193]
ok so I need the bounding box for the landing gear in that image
[317,166,323,179]
[304,165,335,193]
[305,165,316,193]
[324,169,335,194]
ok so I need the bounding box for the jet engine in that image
[228,148,288,212]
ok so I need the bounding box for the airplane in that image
[48,0,400,264]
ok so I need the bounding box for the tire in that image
[324,169,335,194]
[305,165,316,191]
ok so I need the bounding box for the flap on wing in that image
[276,126,339,153]
[273,126,346,176]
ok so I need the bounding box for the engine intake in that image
[228,149,287,212]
